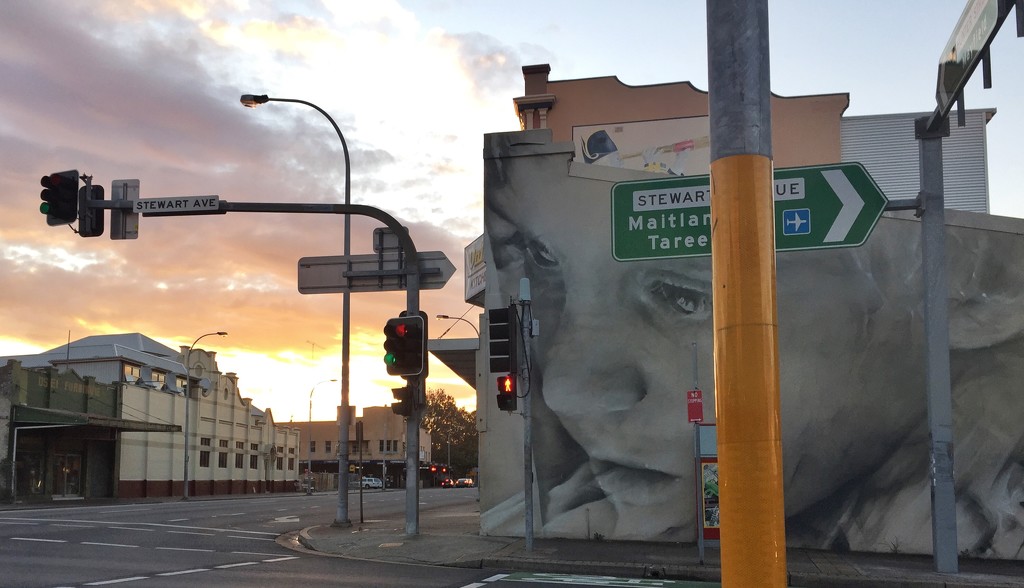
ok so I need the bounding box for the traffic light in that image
[382,314,427,377]
[488,305,519,374]
[39,170,79,226]
[391,385,413,416]
[78,184,105,238]
[497,373,517,412]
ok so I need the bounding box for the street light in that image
[436,314,480,338]
[183,331,227,500]
[308,378,338,474]
[240,93,353,526]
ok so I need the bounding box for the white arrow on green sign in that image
[611,162,888,261]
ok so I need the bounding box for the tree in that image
[423,388,477,478]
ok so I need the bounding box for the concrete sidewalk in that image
[294,499,1024,588]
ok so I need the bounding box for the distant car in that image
[361,477,383,489]
[455,478,475,488]
[440,478,455,488]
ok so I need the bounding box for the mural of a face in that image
[483,132,1024,557]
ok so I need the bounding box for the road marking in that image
[157,569,210,576]
[215,561,259,569]
[461,584,488,588]
[167,518,189,522]
[262,556,300,562]
[84,576,148,585]
[55,523,94,528]
[229,535,276,541]
[211,512,247,517]
[110,526,153,532]
[82,542,139,548]
[232,551,283,557]
[482,575,509,582]
[156,546,215,552]
[0,521,40,525]
[11,537,66,542]
[98,508,151,514]
[167,530,214,536]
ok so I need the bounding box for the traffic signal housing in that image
[39,170,79,226]
[382,313,427,377]
[78,184,105,238]
[488,305,519,374]
[391,385,413,416]
[497,373,517,412]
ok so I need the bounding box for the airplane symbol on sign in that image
[782,208,811,236]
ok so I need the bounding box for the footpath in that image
[293,497,1024,588]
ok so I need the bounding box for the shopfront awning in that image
[13,405,181,433]
[428,337,479,387]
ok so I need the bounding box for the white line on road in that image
[84,576,148,585]
[109,526,153,532]
[233,551,285,557]
[0,521,40,525]
[155,546,215,552]
[461,584,488,588]
[81,542,139,548]
[166,518,189,522]
[261,556,300,562]
[54,523,94,528]
[11,537,66,542]
[481,574,509,582]
[211,512,247,517]
[167,530,214,536]
[156,569,211,576]
[215,561,259,569]
[98,509,151,514]
[228,535,276,541]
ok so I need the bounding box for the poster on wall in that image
[573,116,711,177]
[701,458,720,540]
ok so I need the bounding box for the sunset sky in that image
[3,1,1022,423]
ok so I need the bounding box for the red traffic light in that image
[496,374,517,411]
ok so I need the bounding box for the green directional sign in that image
[611,162,888,261]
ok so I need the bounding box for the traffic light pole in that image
[84,196,425,533]
[517,278,534,552]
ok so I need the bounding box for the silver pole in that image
[520,279,534,551]
[915,115,959,574]
[183,331,226,500]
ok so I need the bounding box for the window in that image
[325,440,332,454]
[379,440,384,453]
[152,371,166,384]
[218,452,228,468]
[276,457,283,470]
[288,447,294,455]
[250,443,259,451]
[124,364,141,381]
[218,439,228,448]
[310,440,316,454]
[235,441,244,450]
[234,453,243,468]
[200,437,212,447]
[200,451,210,468]
[249,455,258,469]
[175,375,187,390]
[288,457,295,470]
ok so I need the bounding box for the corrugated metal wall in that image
[841,110,991,213]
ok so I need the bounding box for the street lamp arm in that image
[436,314,479,337]
[182,330,227,500]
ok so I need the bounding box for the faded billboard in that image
[574,116,711,176]
[481,129,1024,559]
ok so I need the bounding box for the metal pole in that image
[405,265,422,535]
[707,2,786,585]
[182,331,226,500]
[238,95,353,525]
[915,115,959,574]
[520,279,534,551]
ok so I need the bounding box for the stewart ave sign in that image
[611,163,889,261]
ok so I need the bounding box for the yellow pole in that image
[711,153,787,585]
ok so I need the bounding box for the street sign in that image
[935,0,1006,120]
[687,389,704,423]
[297,250,456,294]
[110,179,140,240]
[133,195,220,215]
[611,163,888,261]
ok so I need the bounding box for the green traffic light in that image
[384,352,397,366]
[40,202,51,214]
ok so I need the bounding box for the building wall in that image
[292,406,431,472]
[842,110,991,213]
[480,129,1024,559]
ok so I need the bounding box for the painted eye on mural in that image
[644,273,710,319]
[524,235,558,270]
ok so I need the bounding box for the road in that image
[0,489,704,588]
